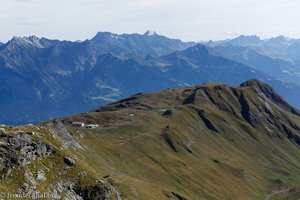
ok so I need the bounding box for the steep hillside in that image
[0,80,299,200]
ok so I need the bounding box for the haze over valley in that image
[1,1,300,199]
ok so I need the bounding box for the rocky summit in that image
[0,79,299,199]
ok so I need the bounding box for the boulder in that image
[0,132,55,176]
[36,170,46,182]
[0,128,7,137]
[64,157,76,166]
[35,140,49,157]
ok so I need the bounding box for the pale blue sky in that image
[0,0,299,42]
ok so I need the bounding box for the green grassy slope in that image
[0,79,299,199]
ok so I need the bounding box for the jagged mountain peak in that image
[265,35,290,45]
[89,31,195,57]
[11,35,40,43]
[144,30,158,36]
[93,30,159,38]
[6,35,45,48]
[179,44,222,59]
[90,32,124,43]
[211,35,263,47]
[236,34,261,40]
[270,35,287,41]
[182,44,209,54]
[230,35,262,45]
[92,31,116,38]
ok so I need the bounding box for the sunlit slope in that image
[54,79,300,199]
[0,79,299,199]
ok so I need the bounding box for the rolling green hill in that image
[0,79,299,199]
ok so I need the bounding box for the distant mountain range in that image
[90,31,195,57]
[207,35,300,85]
[2,32,300,125]
[207,35,300,61]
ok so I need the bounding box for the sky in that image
[0,0,300,42]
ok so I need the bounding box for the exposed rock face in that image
[0,131,55,178]
[47,120,82,150]
[0,128,113,200]
[36,170,46,182]
[0,128,8,137]
[241,79,300,116]
[48,180,83,200]
[48,179,112,200]
[74,182,112,200]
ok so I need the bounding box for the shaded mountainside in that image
[2,37,300,125]
[207,35,295,55]
[214,45,300,85]
[152,44,300,110]
[208,35,300,87]
[0,32,194,125]
[0,80,299,199]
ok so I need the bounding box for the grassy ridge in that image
[57,80,300,199]
[0,80,299,199]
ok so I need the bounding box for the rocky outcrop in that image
[47,120,82,150]
[47,178,113,200]
[241,79,300,116]
[0,128,8,137]
[0,131,55,178]
[74,182,112,200]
